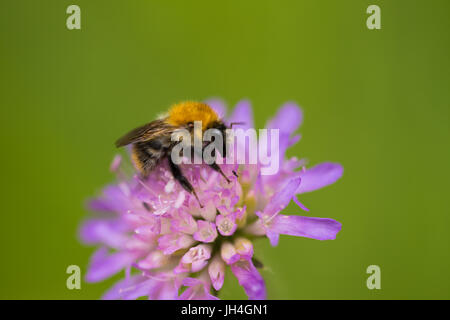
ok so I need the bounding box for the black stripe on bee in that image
[133,140,169,174]
[146,139,163,150]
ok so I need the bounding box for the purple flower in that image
[80,99,343,299]
[216,213,238,236]
[231,257,266,300]
[178,275,219,300]
[193,221,218,243]
[174,244,212,273]
[208,255,226,291]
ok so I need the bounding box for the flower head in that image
[79,99,343,299]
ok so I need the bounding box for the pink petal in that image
[204,98,227,118]
[121,279,157,300]
[264,177,301,216]
[216,214,237,236]
[178,244,212,273]
[109,154,122,172]
[292,196,309,212]
[79,219,128,249]
[266,102,303,135]
[227,99,254,130]
[266,230,280,247]
[193,221,218,243]
[137,250,167,270]
[234,238,254,259]
[230,258,266,300]
[88,184,130,213]
[221,242,240,265]
[156,282,179,300]
[296,163,343,193]
[208,256,226,291]
[178,277,219,300]
[171,210,198,234]
[260,102,303,165]
[269,215,342,241]
[157,234,194,255]
[102,275,147,300]
[85,247,138,283]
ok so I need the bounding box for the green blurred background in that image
[1,0,449,299]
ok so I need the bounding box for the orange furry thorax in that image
[166,101,219,130]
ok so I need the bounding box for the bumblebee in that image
[115,101,236,207]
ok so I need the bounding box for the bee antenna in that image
[230,122,246,128]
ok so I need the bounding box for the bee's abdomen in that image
[131,139,168,176]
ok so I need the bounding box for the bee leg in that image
[206,146,231,183]
[232,170,239,178]
[209,162,231,184]
[168,157,204,208]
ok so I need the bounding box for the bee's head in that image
[207,120,227,131]
[202,120,229,158]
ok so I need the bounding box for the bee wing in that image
[115,119,174,147]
